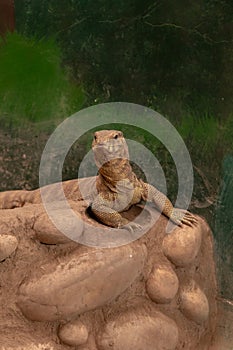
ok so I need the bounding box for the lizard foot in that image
[121,221,142,233]
[170,209,198,227]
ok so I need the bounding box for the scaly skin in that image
[0,179,83,209]
[91,130,197,230]
[0,129,197,230]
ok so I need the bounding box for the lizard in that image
[90,129,197,230]
[0,129,197,231]
[0,179,84,209]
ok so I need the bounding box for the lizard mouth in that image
[94,143,122,157]
[106,144,121,154]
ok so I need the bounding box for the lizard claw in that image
[121,221,142,233]
[171,209,198,227]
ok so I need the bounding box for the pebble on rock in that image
[146,264,179,303]
[18,243,147,321]
[58,320,88,346]
[34,210,84,244]
[97,312,179,350]
[180,280,209,324]
[0,234,18,262]
[162,223,202,267]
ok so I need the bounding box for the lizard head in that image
[92,130,129,168]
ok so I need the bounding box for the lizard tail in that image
[0,189,41,209]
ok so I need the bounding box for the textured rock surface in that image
[162,222,202,266]
[146,263,179,303]
[180,280,210,324]
[58,320,89,346]
[0,234,18,262]
[18,243,147,321]
[0,183,218,350]
[97,311,179,350]
[34,209,83,244]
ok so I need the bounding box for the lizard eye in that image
[94,135,97,141]
[114,134,118,139]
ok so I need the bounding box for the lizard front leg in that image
[90,195,140,231]
[141,183,197,226]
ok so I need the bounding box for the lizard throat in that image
[98,158,133,186]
